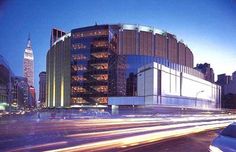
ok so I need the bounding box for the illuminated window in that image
[72,76,87,82]
[91,63,108,70]
[72,65,87,71]
[71,97,87,104]
[91,74,108,81]
[91,52,109,59]
[92,86,108,93]
[71,86,86,93]
[92,97,108,104]
[72,43,86,50]
[92,41,108,48]
[72,54,87,61]
[72,30,108,39]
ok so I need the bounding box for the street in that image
[0,109,235,152]
[118,129,219,152]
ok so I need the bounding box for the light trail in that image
[3,112,236,152]
[8,141,68,152]
[48,123,230,152]
[1,114,235,134]
[66,119,234,139]
[9,119,234,152]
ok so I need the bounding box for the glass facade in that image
[47,24,203,107]
[68,24,204,106]
[71,25,109,105]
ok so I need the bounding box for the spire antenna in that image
[28,33,31,40]
[27,33,32,48]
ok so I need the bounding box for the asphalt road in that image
[116,129,219,152]
[0,111,234,152]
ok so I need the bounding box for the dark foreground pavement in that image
[118,130,219,152]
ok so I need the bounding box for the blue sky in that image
[0,0,236,99]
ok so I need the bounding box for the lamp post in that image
[195,90,204,108]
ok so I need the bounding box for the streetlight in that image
[195,90,204,108]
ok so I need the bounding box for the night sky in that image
[0,0,236,99]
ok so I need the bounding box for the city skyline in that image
[0,0,236,97]
[1,1,236,151]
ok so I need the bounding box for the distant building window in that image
[71,86,86,93]
[91,52,109,59]
[72,54,87,61]
[92,97,108,104]
[72,76,87,82]
[92,41,108,48]
[72,30,108,39]
[72,65,87,71]
[72,43,86,50]
[91,74,108,81]
[91,86,108,93]
[91,63,108,70]
[71,97,87,104]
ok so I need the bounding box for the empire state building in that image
[24,35,34,87]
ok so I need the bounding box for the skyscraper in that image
[23,35,34,87]
[39,71,46,105]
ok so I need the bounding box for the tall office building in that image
[29,86,36,107]
[217,72,236,95]
[0,55,13,105]
[39,71,46,104]
[23,35,34,87]
[194,63,215,82]
[12,76,30,108]
[216,74,231,86]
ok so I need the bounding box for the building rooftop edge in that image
[52,32,71,47]
[51,23,187,47]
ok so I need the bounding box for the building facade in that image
[0,55,35,110]
[0,55,13,105]
[216,74,231,86]
[46,29,71,107]
[216,73,232,95]
[46,24,216,108]
[29,86,36,107]
[23,35,34,87]
[220,71,236,95]
[39,71,46,105]
[12,76,30,108]
[194,63,215,83]
[109,62,221,109]
[50,28,66,47]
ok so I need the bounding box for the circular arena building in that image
[46,24,221,109]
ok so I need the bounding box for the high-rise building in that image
[29,86,36,107]
[194,63,215,82]
[23,35,34,87]
[47,24,220,108]
[0,55,13,105]
[39,71,46,105]
[216,73,232,97]
[216,74,231,86]
[12,76,30,108]
[218,72,236,95]
[232,71,236,81]
[1,55,34,110]
[217,72,236,108]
